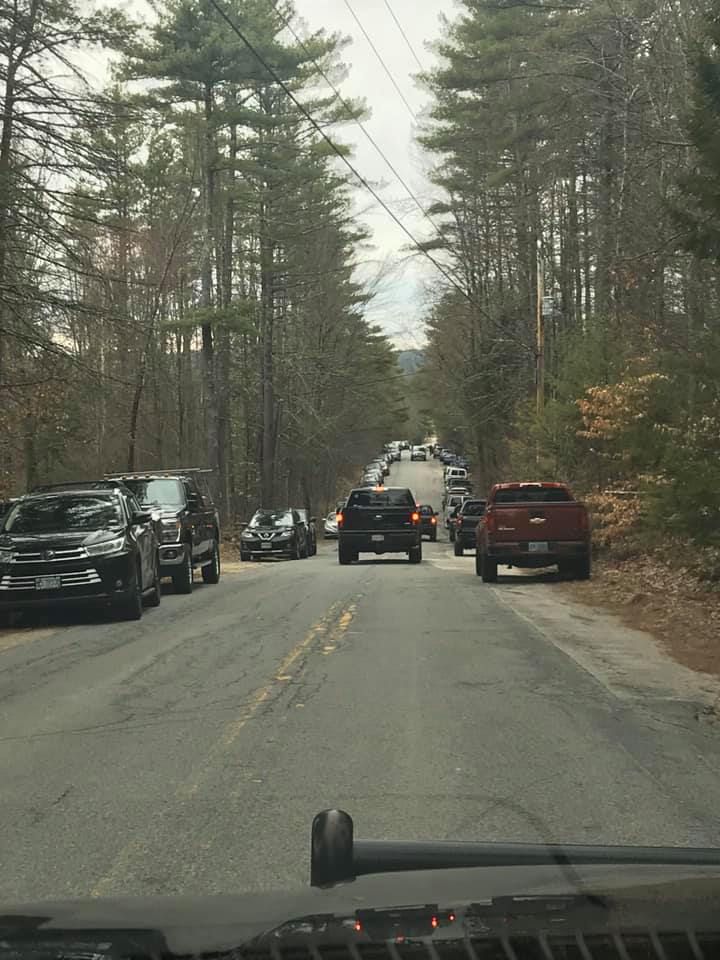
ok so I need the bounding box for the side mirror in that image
[187,494,201,511]
[133,510,153,525]
[239,521,248,530]
[310,517,317,524]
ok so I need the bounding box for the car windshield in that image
[250,511,293,527]
[461,502,486,516]
[347,489,415,507]
[4,0,720,918]
[495,487,573,504]
[121,478,185,507]
[4,496,121,533]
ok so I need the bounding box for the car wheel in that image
[431,531,437,542]
[147,554,162,607]
[573,555,591,580]
[115,565,143,621]
[480,553,498,583]
[291,539,301,560]
[475,550,482,576]
[172,544,193,594]
[202,538,221,584]
[338,545,353,565]
[454,539,464,557]
[408,543,422,564]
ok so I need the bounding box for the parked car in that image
[439,449,455,464]
[418,504,438,541]
[240,509,309,560]
[444,466,468,486]
[337,487,422,564]
[324,511,339,539]
[296,509,317,555]
[453,499,487,555]
[444,493,468,536]
[107,470,220,593]
[476,481,592,582]
[410,446,427,461]
[0,482,161,622]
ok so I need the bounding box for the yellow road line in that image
[91,597,357,896]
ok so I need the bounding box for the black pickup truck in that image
[106,470,220,593]
[337,487,422,564]
[453,498,487,555]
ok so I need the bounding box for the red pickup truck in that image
[476,482,591,583]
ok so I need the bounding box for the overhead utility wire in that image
[206,0,486,320]
[342,0,417,122]
[382,0,425,72]
[273,6,446,245]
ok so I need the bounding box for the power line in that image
[342,0,417,122]
[274,7,446,257]
[382,0,425,72]
[206,0,484,321]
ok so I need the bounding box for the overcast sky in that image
[292,0,453,350]
[87,0,455,350]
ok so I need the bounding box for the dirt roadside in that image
[563,556,720,680]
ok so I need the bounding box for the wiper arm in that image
[310,809,720,888]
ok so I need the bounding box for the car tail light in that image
[411,512,420,523]
[336,511,344,526]
[484,510,496,534]
[578,509,589,532]
[431,516,437,524]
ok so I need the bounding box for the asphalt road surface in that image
[2,454,720,903]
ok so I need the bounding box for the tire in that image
[147,554,162,607]
[408,543,422,564]
[240,550,251,562]
[480,553,498,583]
[454,539,464,557]
[115,565,143,621]
[172,544,193,594]
[430,531,437,542]
[301,541,309,559]
[202,539,221,584]
[475,550,482,576]
[449,527,456,542]
[574,555,592,581]
[338,544,353,565]
[291,539,301,560]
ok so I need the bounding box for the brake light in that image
[411,511,420,523]
[431,516,437,524]
[431,917,439,929]
[354,920,362,932]
[578,508,589,532]
[484,510,496,534]
[336,511,344,526]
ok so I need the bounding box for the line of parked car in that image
[0,469,222,624]
[415,445,593,582]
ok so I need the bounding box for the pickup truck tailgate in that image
[490,502,587,542]
[341,508,416,531]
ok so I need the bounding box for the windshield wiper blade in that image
[310,809,720,888]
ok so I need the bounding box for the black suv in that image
[107,470,220,593]
[0,482,160,622]
[295,509,317,556]
[240,509,309,560]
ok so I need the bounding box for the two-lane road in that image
[2,453,720,902]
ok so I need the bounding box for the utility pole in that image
[535,236,544,467]
[536,236,545,419]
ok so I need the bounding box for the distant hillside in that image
[397,350,425,375]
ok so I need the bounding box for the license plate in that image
[36,576,62,590]
[261,542,273,550]
[528,541,549,554]
[371,534,385,542]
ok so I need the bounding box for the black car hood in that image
[0,529,123,550]
[3,864,720,954]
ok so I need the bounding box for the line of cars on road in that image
[423,447,593,581]
[0,468,223,624]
